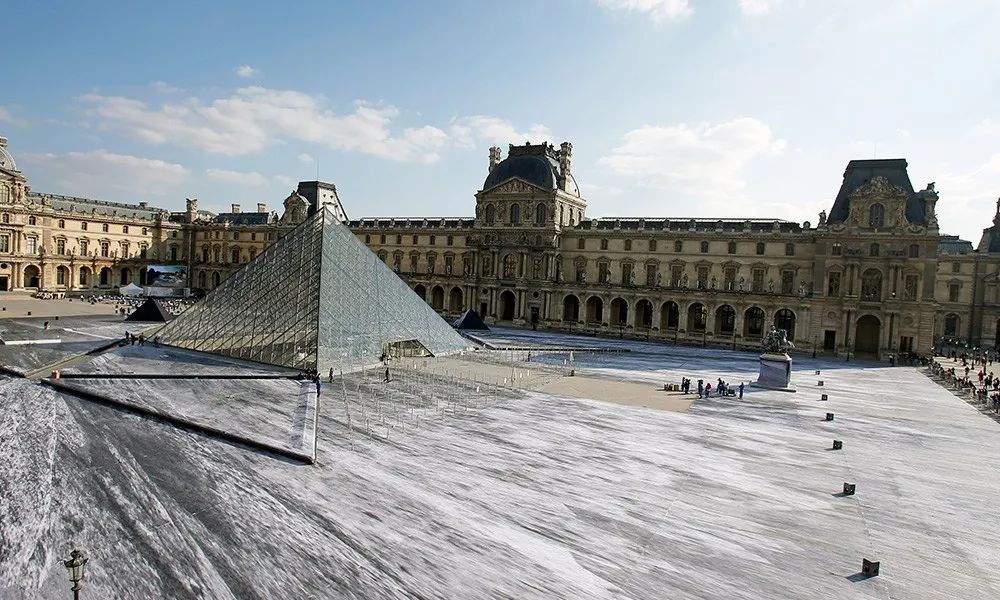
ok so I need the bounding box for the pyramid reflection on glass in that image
[157,206,470,372]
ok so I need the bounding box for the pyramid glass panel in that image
[157,207,469,372]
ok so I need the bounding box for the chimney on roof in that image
[558,142,573,191]
[231,203,241,214]
[257,202,266,213]
[488,146,502,173]
[138,201,148,208]
[185,198,198,223]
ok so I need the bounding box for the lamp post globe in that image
[63,549,88,599]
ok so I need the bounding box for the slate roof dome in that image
[0,137,17,172]
[482,143,579,196]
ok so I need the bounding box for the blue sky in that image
[2,0,999,242]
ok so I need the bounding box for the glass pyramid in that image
[156,207,470,372]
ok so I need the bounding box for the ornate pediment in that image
[849,176,907,201]
[483,177,546,195]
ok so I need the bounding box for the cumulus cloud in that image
[79,87,452,163]
[205,168,269,186]
[21,150,189,197]
[234,64,258,78]
[149,81,181,94]
[598,117,786,199]
[449,116,553,149]
[596,0,693,22]
[933,153,1000,236]
[738,0,783,16]
[297,152,314,163]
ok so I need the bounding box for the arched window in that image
[510,203,521,225]
[485,204,495,225]
[727,241,736,254]
[535,203,545,225]
[756,242,765,255]
[869,203,885,228]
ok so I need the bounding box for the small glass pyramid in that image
[157,207,470,372]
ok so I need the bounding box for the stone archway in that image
[635,299,653,329]
[413,284,426,300]
[24,265,40,289]
[99,267,112,286]
[715,305,736,335]
[610,297,628,326]
[744,306,765,338]
[120,268,132,285]
[661,301,679,329]
[855,315,881,355]
[449,286,463,312]
[79,266,91,287]
[431,285,445,310]
[499,290,516,321]
[563,294,580,322]
[585,296,604,324]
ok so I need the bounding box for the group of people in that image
[123,331,156,347]
[678,377,745,400]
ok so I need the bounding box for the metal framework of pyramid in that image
[156,206,469,372]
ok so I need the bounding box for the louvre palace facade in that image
[3,134,1000,358]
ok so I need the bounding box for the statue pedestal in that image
[752,353,796,392]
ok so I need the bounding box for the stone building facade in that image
[2,134,999,357]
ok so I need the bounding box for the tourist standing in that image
[697,379,704,398]
[739,382,744,399]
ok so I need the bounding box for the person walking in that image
[697,379,704,399]
[705,382,712,396]
[738,382,744,399]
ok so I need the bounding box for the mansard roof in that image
[26,191,166,220]
[828,159,926,225]
[576,217,803,234]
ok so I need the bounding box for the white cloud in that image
[598,117,786,200]
[297,152,314,163]
[738,0,783,16]
[0,106,26,126]
[971,119,1000,137]
[579,182,624,197]
[149,80,180,94]
[205,168,269,186]
[933,153,1000,238]
[21,150,189,197]
[234,64,258,78]
[78,88,544,165]
[597,0,693,22]
[450,116,553,149]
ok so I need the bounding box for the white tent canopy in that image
[119,283,144,297]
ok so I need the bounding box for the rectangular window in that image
[100,241,109,257]
[649,239,657,251]
[752,268,765,292]
[621,262,633,285]
[380,234,386,244]
[781,270,795,294]
[578,238,585,250]
[727,242,736,254]
[251,232,256,241]
[396,234,402,244]
[671,264,683,286]
[600,239,608,250]
[447,235,453,246]
[81,222,88,231]
[142,227,147,235]
[233,232,240,241]
[831,242,841,256]
[79,240,89,256]
[624,239,632,251]
[412,235,418,244]
[949,284,960,302]
[410,254,418,272]
[0,234,9,252]
[785,243,795,256]
[26,237,37,254]
[598,263,610,284]
[430,235,436,246]
[697,266,709,288]
[123,225,129,234]
[102,223,109,233]
[56,239,66,255]
[952,262,961,273]
[828,272,841,296]
[903,274,918,300]
[645,263,657,286]
[724,267,736,291]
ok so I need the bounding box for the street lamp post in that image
[63,549,88,600]
[701,307,708,348]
